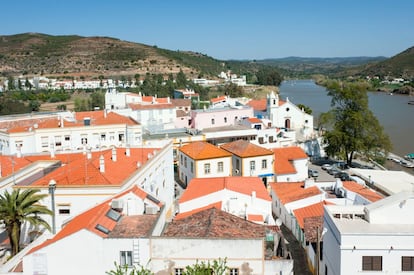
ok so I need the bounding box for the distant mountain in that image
[0,33,263,79]
[356,46,414,79]
[255,56,387,77]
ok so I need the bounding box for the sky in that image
[1,0,414,60]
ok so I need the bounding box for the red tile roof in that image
[272,147,308,175]
[247,98,286,112]
[293,201,334,229]
[179,141,232,160]
[248,117,262,123]
[247,214,264,222]
[210,95,227,103]
[3,111,139,133]
[128,103,174,110]
[270,182,321,204]
[221,139,274,158]
[163,207,276,238]
[11,147,158,187]
[179,176,271,203]
[343,181,384,202]
[175,202,222,220]
[171,98,191,107]
[29,185,157,254]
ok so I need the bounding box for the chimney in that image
[50,148,55,158]
[125,146,130,157]
[60,116,64,128]
[87,149,92,160]
[99,155,105,173]
[167,96,170,103]
[104,109,107,118]
[112,147,117,162]
[16,147,22,158]
[251,191,256,205]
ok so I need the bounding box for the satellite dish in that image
[275,219,282,227]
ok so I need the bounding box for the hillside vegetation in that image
[0,33,268,80]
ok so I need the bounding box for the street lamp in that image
[48,179,56,234]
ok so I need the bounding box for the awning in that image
[258,173,274,177]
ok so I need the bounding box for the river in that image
[279,79,414,157]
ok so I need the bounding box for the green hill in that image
[357,46,414,79]
[0,33,264,79]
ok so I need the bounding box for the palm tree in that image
[0,188,52,256]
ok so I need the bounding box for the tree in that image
[183,258,228,275]
[0,188,52,256]
[321,80,391,165]
[297,104,312,115]
[25,78,33,90]
[255,67,283,86]
[7,76,15,91]
[176,69,187,88]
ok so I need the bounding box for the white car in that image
[321,164,332,171]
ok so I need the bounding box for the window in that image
[120,251,133,267]
[64,135,70,141]
[184,157,187,168]
[211,118,215,125]
[81,135,88,145]
[58,208,70,215]
[236,159,240,170]
[224,117,227,123]
[180,155,183,165]
[262,159,267,169]
[362,256,382,271]
[229,268,239,275]
[118,133,124,142]
[217,161,224,172]
[204,163,211,174]
[54,136,62,147]
[100,133,106,141]
[190,162,194,173]
[402,256,414,271]
[250,160,255,172]
[174,268,184,275]
[41,136,48,148]
[15,141,23,148]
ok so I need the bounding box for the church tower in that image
[267,91,279,123]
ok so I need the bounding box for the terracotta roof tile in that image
[128,103,174,110]
[293,201,334,229]
[179,141,232,160]
[175,202,222,220]
[3,111,139,133]
[179,176,271,204]
[210,95,227,103]
[108,215,159,238]
[247,214,264,222]
[247,98,286,112]
[221,140,274,158]
[272,147,308,175]
[270,182,321,204]
[303,216,324,243]
[171,98,191,107]
[343,181,384,202]
[12,147,158,187]
[248,117,262,123]
[163,207,275,238]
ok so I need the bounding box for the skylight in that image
[95,224,110,234]
[106,209,122,221]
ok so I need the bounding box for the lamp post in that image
[48,179,56,234]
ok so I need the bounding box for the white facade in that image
[179,187,274,224]
[178,155,232,185]
[231,154,274,178]
[0,111,142,155]
[150,238,293,274]
[267,91,314,140]
[323,192,414,275]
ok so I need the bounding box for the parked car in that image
[308,169,319,178]
[334,172,351,181]
[328,167,341,176]
[321,164,332,171]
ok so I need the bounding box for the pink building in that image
[189,106,253,130]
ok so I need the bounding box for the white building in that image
[323,191,414,275]
[272,146,309,182]
[0,110,142,155]
[220,139,274,186]
[178,176,275,225]
[178,141,232,186]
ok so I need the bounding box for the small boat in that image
[404,153,414,160]
[408,101,414,105]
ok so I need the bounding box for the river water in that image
[279,79,414,157]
